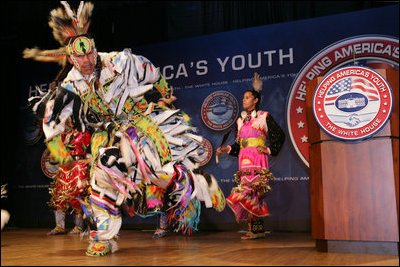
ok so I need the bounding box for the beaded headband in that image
[66,36,95,56]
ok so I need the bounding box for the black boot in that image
[241,216,265,240]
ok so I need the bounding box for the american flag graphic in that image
[325,77,379,105]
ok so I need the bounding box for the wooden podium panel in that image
[306,69,399,255]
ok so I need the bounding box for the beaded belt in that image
[240,137,265,148]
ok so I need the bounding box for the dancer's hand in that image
[216,146,229,156]
[252,72,262,92]
[61,159,75,170]
[257,146,271,155]
[78,158,91,165]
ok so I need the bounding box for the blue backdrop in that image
[16,5,398,231]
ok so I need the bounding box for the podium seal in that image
[312,66,393,141]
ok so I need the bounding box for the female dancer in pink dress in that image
[216,73,285,239]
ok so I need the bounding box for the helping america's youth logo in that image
[313,66,393,141]
[286,35,398,166]
[201,90,239,131]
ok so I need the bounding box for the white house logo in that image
[286,35,399,166]
[201,90,239,131]
[313,66,393,141]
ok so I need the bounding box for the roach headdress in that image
[23,1,94,65]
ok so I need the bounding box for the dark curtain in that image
[165,1,385,41]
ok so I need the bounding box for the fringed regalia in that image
[226,110,285,234]
[48,129,91,213]
[24,1,225,256]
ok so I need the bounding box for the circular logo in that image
[41,148,59,178]
[201,91,239,131]
[286,35,399,166]
[313,66,393,141]
[197,138,213,166]
[68,36,93,55]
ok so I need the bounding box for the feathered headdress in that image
[23,1,94,65]
[50,1,93,46]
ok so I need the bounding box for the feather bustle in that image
[23,47,66,65]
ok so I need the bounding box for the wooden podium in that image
[306,69,399,255]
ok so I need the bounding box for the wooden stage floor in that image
[1,228,399,266]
